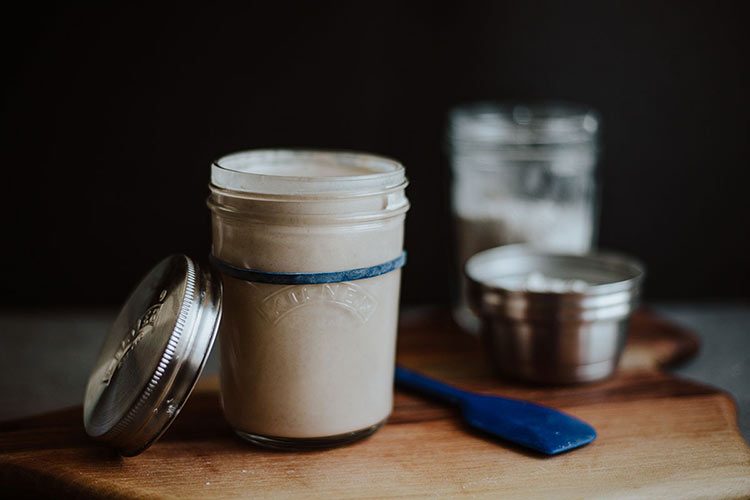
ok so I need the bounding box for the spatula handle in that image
[394,365,466,405]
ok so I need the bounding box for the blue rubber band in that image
[210,251,406,285]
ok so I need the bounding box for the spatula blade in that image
[461,394,597,455]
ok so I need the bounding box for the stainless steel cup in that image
[465,245,644,384]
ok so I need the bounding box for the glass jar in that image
[208,150,409,449]
[448,102,600,331]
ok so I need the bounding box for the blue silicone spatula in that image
[395,365,597,455]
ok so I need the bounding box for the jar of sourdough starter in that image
[83,149,409,455]
[208,150,409,448]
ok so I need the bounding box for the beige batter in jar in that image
[208,150,409,448]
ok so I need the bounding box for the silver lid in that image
[83,255,222,456]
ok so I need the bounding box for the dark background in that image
[2,1,748,307]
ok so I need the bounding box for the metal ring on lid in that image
[83,255,222,456]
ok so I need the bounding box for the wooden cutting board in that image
[1,309,749,499]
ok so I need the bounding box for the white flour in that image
[491,271,590,293]
[455,197,593,268]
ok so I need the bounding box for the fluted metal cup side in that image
[465,246,645,384]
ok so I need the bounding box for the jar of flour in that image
[448,102,600,332]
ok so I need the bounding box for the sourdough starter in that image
[209,150,408,441]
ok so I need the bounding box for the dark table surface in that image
[1,303,748,443]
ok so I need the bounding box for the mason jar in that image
[448,102,600,332]
[207,150,409,449]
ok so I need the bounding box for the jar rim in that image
[465,244,644,298]
[211,149,405,195]
[449,101,599,147]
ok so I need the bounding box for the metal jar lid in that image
[83,255,222,456]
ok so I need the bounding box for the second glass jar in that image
[448,102,600,331]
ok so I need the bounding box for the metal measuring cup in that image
[465,245,645,384]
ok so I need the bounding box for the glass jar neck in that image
[211,149,405,197]
[449,101,599,148]
[208,150,409,225]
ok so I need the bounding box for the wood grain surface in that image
[1,309,749,499]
